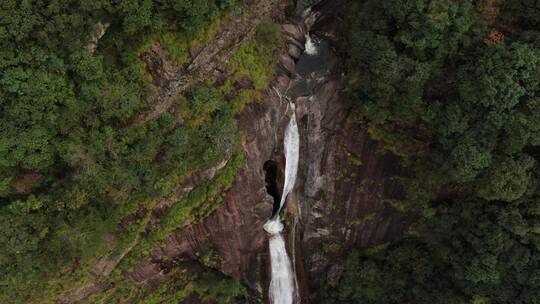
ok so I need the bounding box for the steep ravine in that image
[133,0,408,301]
[64,1,408,302]
[141,1,410,300]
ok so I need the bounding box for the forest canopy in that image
[0,0,239,301]
[3,0,540,303]
[323,0,540,303]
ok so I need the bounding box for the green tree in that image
[477,155,535,202]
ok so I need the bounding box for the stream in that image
[264,26,335,303]
[263,100,299,304]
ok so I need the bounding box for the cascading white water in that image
[304,34,318,56]
[268,234,295,304]
[264,102,300,232]
[263,18,329,301]
[264,102,300,304]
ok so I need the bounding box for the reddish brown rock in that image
[279,53,297,75]
[274,74,290,91]
[126,85,284,293]
[118,1,408,302]
[12,172,42,194]
[291,79,407,301]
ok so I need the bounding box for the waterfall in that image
[304,34,318,56]
[263,16,331,301]
[264,102,300,231]
[277,102,300,215]
[264,102,300,304]
[268,234,295,304]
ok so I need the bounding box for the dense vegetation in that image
[7,0,540,303]
[0,0,266,302]
[323,0,540,303]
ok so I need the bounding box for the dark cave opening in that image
[263,160,282,216]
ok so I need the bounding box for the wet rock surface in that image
[288,44,303,59]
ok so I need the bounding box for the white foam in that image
[302,6,312,18]
[305,34,318,56]
[278,103,300,212]
[268,233,295,304]
[264,217,284,234]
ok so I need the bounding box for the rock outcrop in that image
[86,22,109,52]
[276,4,408,299]
[63,1,408,303]
[125,94,282,291]
[293,79,407,300]
[125,1,408,302]
[132,0,283,126]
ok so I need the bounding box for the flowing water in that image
[304,34,318,56]
[288,34,335,98]
[264,101,299,302]
[265,102,300,227]
[268,234,295,304]
[265,32,326,304]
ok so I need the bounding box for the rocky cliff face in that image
[80,1,408,303]
[281,5,408,299]
[293,79,408,300]
[125,89,282,293]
